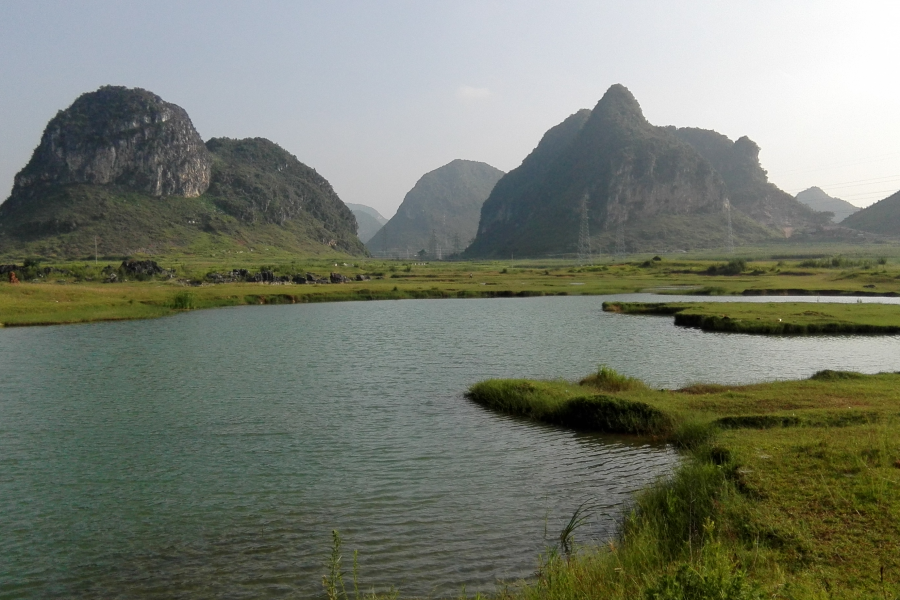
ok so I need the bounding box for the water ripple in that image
[2,295,898,597]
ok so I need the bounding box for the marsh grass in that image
[5,255,900,327]
[467,369,900,599]
[465,378,672,435]
[171,291,196,310]
[606,301,900,335]
[579,364,649,392]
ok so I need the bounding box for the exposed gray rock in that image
[121,259,164,276]
[11,86,211,200]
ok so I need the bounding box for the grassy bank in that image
[0,281,569,327]
[604,300,900,335]
[3,254,900,327]
[464,368,900,599]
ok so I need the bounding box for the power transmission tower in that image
[615,222,626,257]
[577,194,593,265]
[724,198,735,255]
[428,228,438,259]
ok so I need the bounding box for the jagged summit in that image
[11,86,211,202]
[585,83,648,132]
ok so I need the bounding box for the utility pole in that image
[94,236,98,264]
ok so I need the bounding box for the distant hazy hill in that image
[346,203,388,243]
[366,159,504,257]
[0,86,365,257]
[840,190,900,236]
[795,186,859,223]
[466,85,783,258]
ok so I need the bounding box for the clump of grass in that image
[171,291,196,310]
[809,369,864,381]
[580,365,649,392]
[500,450,754,600]
[323,530,397,600]
[705,258,747,276]
[466,379,673,435]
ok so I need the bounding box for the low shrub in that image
[171,291,196,310]
[580,365,649,392]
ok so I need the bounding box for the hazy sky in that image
[1,1,898,217]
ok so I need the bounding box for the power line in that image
[839,188,900,199]
[769,151,900,177]
[815,174,900,191]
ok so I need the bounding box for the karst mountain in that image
[465,85,829,258]
[0,86,365,257]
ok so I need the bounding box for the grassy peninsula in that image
[604,300,900,335]
[465,368,900,599]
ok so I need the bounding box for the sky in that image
[1,1,898,218]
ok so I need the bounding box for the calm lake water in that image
[1,295,899,598]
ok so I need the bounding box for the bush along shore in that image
[463,367,900,599]
[603,301,900,335]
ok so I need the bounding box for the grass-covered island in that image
[461,368,900,599]
[604,301,900,335]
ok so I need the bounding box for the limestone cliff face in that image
[466,85,728,258]
[671,127,828,232]
[10,86,211,202]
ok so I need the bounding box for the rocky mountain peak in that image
[585,84,648,132]
[11,86,211,200]
[734,136,761,161]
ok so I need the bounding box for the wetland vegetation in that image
[3,246,900,327]
[604,301,900,335]
[466,367,900,599]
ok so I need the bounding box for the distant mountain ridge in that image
[346,203,388,243]
[795,186,859,223]
[366,159,504,257]
[465,85,830,258]
[840,189,900,235]
[0,86,365,257]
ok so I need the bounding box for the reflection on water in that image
[1,295,898,597]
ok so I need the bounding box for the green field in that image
[3,252,900,327]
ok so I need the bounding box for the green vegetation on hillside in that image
[841,190,900,236]
[204,138,364,255]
